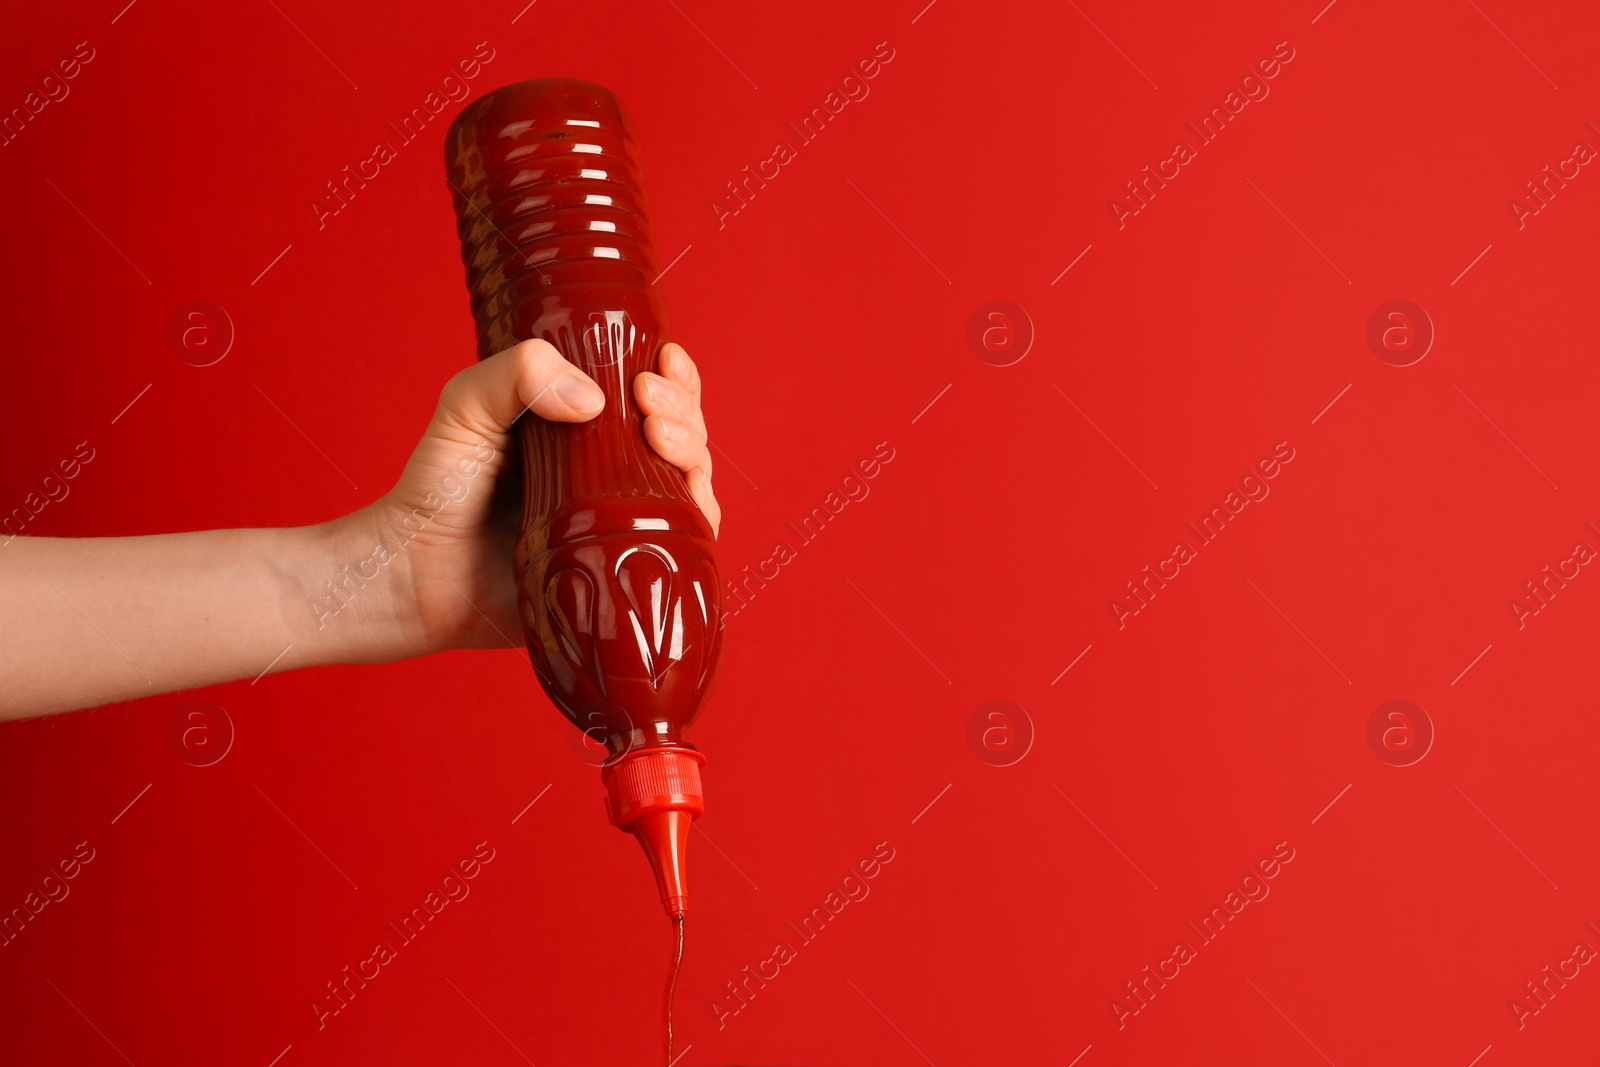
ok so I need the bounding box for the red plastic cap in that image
[602,748,705,917]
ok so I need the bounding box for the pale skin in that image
[0,340,718,721]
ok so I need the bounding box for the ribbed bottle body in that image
[446,80,722,755]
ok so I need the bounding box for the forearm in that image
[0,341,718,721]
[0,519,400,720]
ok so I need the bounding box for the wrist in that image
[282,508,418,666]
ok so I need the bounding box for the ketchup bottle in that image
[443,80,723,923]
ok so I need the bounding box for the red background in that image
[4,0,1600,1064]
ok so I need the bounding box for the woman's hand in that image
[339,339,720,660]
[0,339,718,718]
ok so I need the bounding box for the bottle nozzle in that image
[630,809,692,918]
[602,748,705,917]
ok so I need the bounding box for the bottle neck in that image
[601,747,705,917]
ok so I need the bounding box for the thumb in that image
[435,339,605,440]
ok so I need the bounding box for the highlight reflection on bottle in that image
[444,79,723,922]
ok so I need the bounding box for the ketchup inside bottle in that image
[445,78,723,1066]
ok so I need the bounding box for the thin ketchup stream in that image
[666,915,685,1065]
